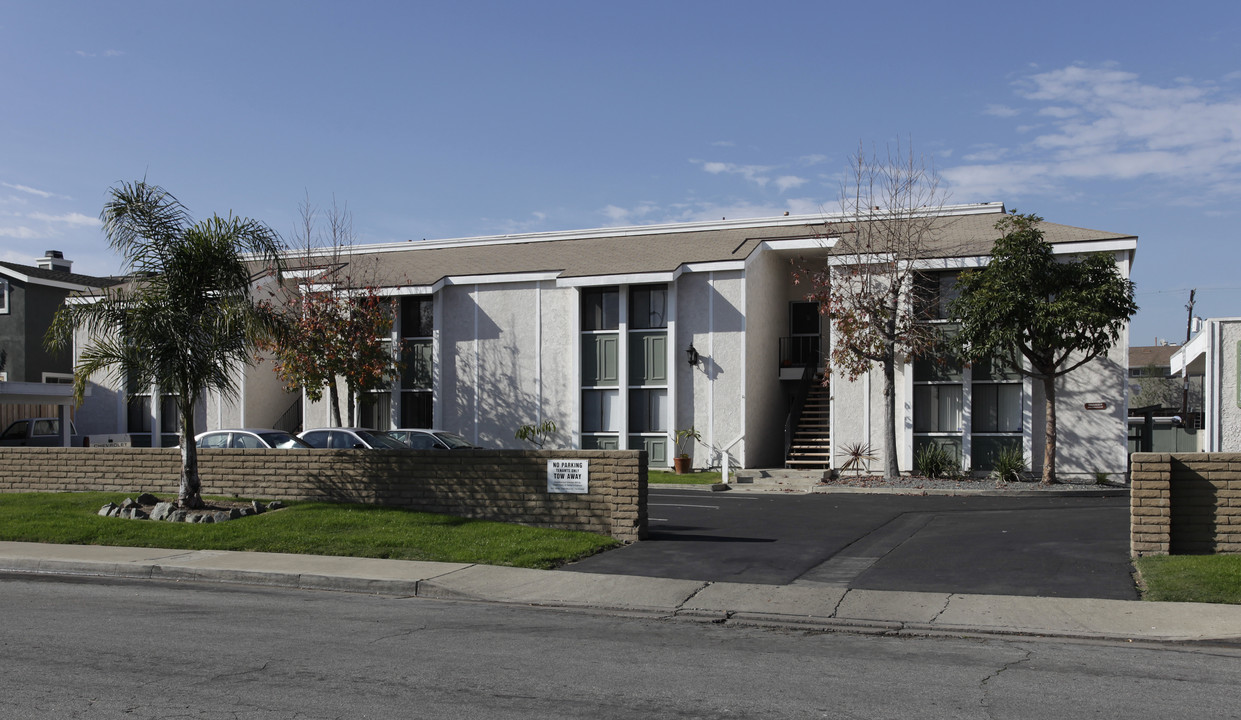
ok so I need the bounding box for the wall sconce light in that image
[686,343,700,367]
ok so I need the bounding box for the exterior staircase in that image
[786,380,831,469]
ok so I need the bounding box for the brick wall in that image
[1131,452,1241,555]
[0,448,647,542]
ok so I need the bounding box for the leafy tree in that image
[949,212,1137,484]
[793,141,947,478]
[47,181,284,508]
[263,198,400,427]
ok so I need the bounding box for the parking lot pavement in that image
[562,488,1137,600]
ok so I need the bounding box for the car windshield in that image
[357,431,410,449]
[258,432,312,449]
[435,432,476,449]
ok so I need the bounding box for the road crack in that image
[979,647,1033,718]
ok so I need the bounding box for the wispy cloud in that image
[75,49,124,58]
[984,104,1020,118]
[699,161,775,187]
[944,65,1241,202]
[2,183,60,199]
[27,212,99,227]
[774,175,808,192]
[599,197,825,227]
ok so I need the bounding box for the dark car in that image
[387,428,478,450]
[196,429,312,449]
[0,417,78,446]
[297,427,410,450]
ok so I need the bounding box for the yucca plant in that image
[837,441,876,476]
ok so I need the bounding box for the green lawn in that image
[647,469,723,485]
[1134,555,1241,605]
[0,492,618,570]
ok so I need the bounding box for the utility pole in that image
[1183,289,1196,413]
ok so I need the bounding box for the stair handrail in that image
[272,395,304,434]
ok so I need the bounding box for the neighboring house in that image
[1171,318,1241,452]
[0,251,119,384]
[1128,344,1200,412]
[1127,344,1201,454]
[70,203,1138,479]
[0,251,119,434]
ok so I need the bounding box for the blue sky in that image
[2,0,1239,345]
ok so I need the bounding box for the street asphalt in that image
[2,479,1239,644]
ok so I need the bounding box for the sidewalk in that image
[3,540,1239,645]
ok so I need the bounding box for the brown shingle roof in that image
[281,207,1137,289]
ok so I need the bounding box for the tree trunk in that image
[328,380,343,427]
[177,402,204,509]
[1042,374,1057,485]
[882,358,900,479]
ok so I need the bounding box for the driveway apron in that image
[562,489,1137,600]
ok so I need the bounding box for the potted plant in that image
[673,426,701,474]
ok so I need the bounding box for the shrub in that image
[989,446,1027,483]
[914,443,959,479]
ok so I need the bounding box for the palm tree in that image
[47,181,285,508]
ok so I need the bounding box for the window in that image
[629,285,667,329]
[42,373,74,384]
[359,391,392,431]
[582,287,619,331]
[399,295,434,428]
[914,272,959,320]
[0,279,8,314]
[627,285,669,464]
[970,354,1023,470]
[579,284,671,460]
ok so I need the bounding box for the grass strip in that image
[0,492,618,570]
[1134,554,1241,605]
[648,469,723,485]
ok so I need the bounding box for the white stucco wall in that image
[1217,322,1241,452]
[436,281,576,449]
[742,249,792,468]
[675,268,747,467]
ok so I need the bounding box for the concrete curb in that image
[3,541,1238,645]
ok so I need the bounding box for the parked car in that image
[297,427,410,450]
[0,417,78,446]
[195,429,312,449]
[387,428,478,450]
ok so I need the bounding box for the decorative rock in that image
[212,512,231,523]
[98,503,119,517]
[121,497,141,510]
[131,509,148,520]
[136,493,160,505]
[251,500,266,514]
[169,510,189,523]
[228,508,242,520]
[151,502,175,522]
[268,500,284,510]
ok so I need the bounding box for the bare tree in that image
[794,141,949,478]
[263,196,400,428]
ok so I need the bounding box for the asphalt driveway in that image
[563,488,1137,600]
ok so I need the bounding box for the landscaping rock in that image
[98,503,118,517]
[268,500,284,511]
[151,502,175,522]
[136,492,160,505]
[251,500,266,514]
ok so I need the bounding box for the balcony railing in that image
[779,336,821,368]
